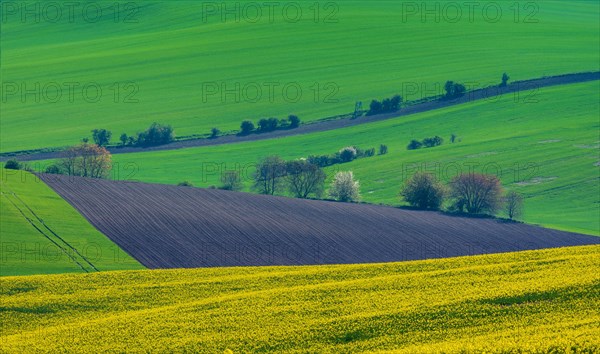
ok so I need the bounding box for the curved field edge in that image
[1,1,599,152]
[38,173,599,269]
[46,80,598,235]
[0,169,143,276]
[1,245,599,353]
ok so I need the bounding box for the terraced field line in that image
[5,71,599,162]
[0,180,98,273]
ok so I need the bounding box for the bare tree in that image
[505,191,524,220]
[220,170,243,191]
[286,160,326,198]
[450,173,503,215]
[329,171,360,202]
[253,156,286,195]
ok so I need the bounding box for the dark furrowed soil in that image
[39,174,599,268]
[7,71,599,162]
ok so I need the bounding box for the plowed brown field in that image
[40,174,599,268]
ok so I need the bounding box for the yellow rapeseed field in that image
[1,245,599,353]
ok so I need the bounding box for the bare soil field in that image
[40,174,599,268]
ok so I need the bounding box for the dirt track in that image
[40,174,599,268]
[7,71,599,162]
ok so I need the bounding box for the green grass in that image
[0,169,143,276]
[1,245,599,353]
[1,0,599,152]
[66,81,598,235]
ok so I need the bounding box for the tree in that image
[59,143,112,178]
[368,100,383,115]
[329,171,360,202]
[501,73,510,87]
[407,139,423,150]
[422,136,443,148]
[253,156,286,195]
[505,191,523,220]
[450,173,503,215]
[444,81,466,99]
[257,117,279,132]
[210,127,220,138]
[119,133,128,146]
[220,170,243,191]
[44,164,62,174]
[450,134,457,143]
[91,129,112,146]
[288,115,301,128]
[240,120,255,135]
[4,159,21,170]
[401,172,446,210]
[390,95,402,111]
[136,123,174,146]
[338,146,357,163]
[379,144,388,155]
[286,160,326,198]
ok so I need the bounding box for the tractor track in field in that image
[3,71,599,162]
[39,174,599,269]
[0,180,98,273]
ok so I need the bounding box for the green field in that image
[1,0,599,152]
[60,81,597,235]
[1,245,598,353]
[0,169,142,276]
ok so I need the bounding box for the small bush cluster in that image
[400,172,523,219]
[444,81,466,99]
[407,136,443,150]
[367,95,402,115]
[239,115,301,135]
[307,145,381,168]
[119,123,174,147]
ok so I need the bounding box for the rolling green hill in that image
[1,245,598,353]
[0,169,143,276]
[79,81,600,235]
[1,0,599,152]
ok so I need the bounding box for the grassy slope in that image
[0,169,143,276]
[91,81,600,235]
[1,245,598,353]
[1,1,599,152]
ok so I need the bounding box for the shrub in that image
[258,118,279,132]
[91,129,112,146]
[119,133,128,146]
[288,115,301,128]
[307,154,333,168]
[401,172,446,210]
[368,100,383,115]
[240,120,255,135]
[4,159,21,170]
[136,123,174,147]
[379,144,388,155]
[210,128,220,138]
[367,95,402,115]
[450,134,457,143]
[178,181,194,187]
[338,146,357,163]
[220,170,243,191]
[422,136,443,148]
[444,81,466,99]
[44,164,62,174]
[364,148,376,157]
[329,171,360,202]
[505,191,524,220]
[407,139,423,150]
[450,173,503,215]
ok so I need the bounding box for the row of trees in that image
[88,123,175,148]
[407,136,444,150]
[401,172,523,219]
[239,115,301,135]
[307,144,387,168]
[367,95,402,116]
